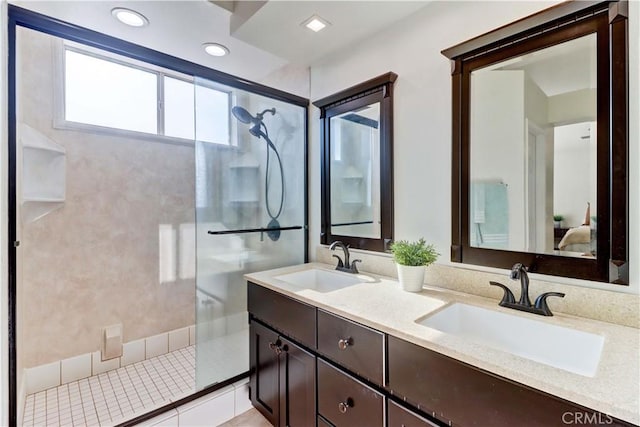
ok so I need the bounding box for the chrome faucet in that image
[329,241,361,274]
[489,263,565,316]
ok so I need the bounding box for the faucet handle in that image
[534,292,565,316]
[350,259,361,273]
[489,281,516,305]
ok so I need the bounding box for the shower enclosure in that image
[193,78,307,389]
[11,12,307,426]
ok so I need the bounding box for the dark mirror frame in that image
[313,72,397,251]
[442,1,628,284]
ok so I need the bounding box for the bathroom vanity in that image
[246,263,639,427]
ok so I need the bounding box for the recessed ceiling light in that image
[111,8,149,27]
[301,15,330,33]
[203,43,230,57]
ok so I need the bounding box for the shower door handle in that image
[208,225,302,235]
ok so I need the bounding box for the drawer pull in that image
[338,337,353,350]
[338,398,354,413]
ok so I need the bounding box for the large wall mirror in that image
[443,1,628,283]
[314,72,397,251]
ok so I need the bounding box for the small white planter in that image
[396,264,425,292]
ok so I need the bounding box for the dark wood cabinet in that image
[387,400,438,427]
[279,335,316,427]
[317,309,384,385]
[248,282,629,427]
[250,320,316,427]
[250,320,280,426]
[317,359,384,427]
[318,415,334,427]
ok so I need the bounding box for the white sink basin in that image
[417,303,604,377]
[274,268,368,292]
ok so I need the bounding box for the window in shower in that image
[61,45,233,145]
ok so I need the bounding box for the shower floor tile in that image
[23,346,197,427]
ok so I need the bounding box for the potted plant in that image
[390,238,439,292]
[553,214,564,228]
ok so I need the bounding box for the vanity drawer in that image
[387,335,634,427]
[387,400,438,427]
[318,359,384,427]
[248,282,316,349]
[317,309,384,385]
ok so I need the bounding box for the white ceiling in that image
[10,0,289,84]
[9,0,432,89]
[229,1,431,65]
[496,33,597,97]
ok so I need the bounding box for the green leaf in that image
[390,238,440,266]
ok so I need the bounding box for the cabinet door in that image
[250,320,280,426]
[279,337,316,427]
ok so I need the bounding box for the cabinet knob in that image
[338,398,353,413]
[338,337,352,350]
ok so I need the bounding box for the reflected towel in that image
[472,183,485,224]
[558,225,591,250]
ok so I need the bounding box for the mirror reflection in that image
[330,103,381,239]
[469,33,597,257]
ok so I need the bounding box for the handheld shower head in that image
[231,106,255,124]
[249,124,262,138]
[231,106,277,126]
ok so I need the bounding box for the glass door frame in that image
[6,5,308,425]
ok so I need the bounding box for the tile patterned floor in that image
[22,346,196,427]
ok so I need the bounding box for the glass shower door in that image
[194,78,306,389]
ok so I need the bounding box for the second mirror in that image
[314,72,397,252]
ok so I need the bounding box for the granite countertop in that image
[245,262,640,425]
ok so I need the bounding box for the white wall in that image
[470,70,525,250]
[553,122,597,228]
[309,0,640,294]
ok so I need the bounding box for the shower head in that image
[231,106,276,126]
[231,106,254,124]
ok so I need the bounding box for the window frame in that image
[54,41,237,147]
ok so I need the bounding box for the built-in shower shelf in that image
[22,196,66,203]
[20,124,66,223]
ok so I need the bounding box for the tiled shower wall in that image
[16,27,196,372]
